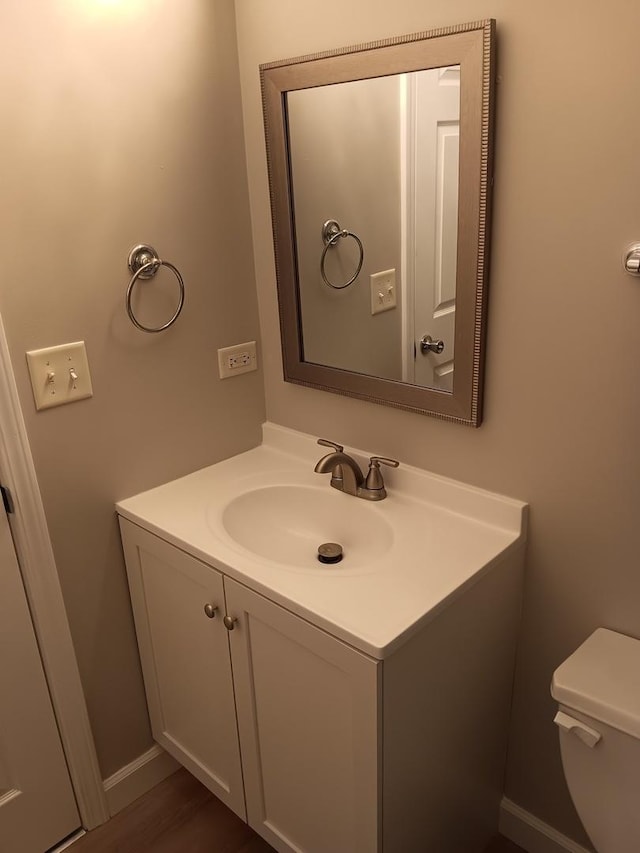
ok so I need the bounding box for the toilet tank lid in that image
[551,628,640,739]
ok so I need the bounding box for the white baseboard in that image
[103,744,180,817]
[500,798,592,853]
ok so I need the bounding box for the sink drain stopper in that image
[317,542,343,564]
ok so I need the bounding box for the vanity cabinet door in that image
[224,578,380,853]
[119,520,245,819]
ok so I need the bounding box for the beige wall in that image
[0,0,265,777]
[288,77,402,379]
[236,1,640,846]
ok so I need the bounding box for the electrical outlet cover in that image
[218,341,258,379]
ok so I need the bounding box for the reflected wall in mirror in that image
[261,20,495,426]
[288,65,460,391]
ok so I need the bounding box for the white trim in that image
[103,744,179,816]
[400,71,417,385]
[0,314,109,829]
[500,797,592,853]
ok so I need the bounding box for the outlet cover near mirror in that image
[26,341,93,410]
[218,341,258,379]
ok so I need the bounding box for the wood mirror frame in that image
[260,19,495,426]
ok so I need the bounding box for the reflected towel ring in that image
[320,219,364,290]
[126,244,185,333]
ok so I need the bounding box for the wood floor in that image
[485,837,526,853]
[62,768,526,853]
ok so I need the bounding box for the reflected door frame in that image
[0,313,108,830]
[401,67,460,389]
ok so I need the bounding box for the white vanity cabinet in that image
[116,424,527,853]
[119,522,245,817]
[119,519,380,853]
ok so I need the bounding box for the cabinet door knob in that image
[203,603,218,619]
[223,615,238,631]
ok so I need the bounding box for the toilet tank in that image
[551,628,640,853]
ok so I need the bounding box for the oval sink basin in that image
[220,484,394,569]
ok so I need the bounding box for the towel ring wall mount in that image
[126,244,185,333]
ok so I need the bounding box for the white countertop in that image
[116,423,527,659]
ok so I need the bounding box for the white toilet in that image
[551,628,640,853]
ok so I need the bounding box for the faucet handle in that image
[317,438,344,453]
[369,456,399,469]
[365,456,399,491]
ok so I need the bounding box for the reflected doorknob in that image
[624,243,640,275]
[419,335,445,354]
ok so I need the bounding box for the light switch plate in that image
[218,341,258,379]
[26,341,93,410]
[370,269,397,315]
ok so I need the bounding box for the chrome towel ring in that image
[320,219,364,290]
[126,244,185,333]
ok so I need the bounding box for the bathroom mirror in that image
[261,20,495,426]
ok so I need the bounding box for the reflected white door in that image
[0,504,80,853]
[404,67,460,389]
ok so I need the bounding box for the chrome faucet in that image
[314,439,399,501]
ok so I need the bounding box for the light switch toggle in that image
[26,341,93,411]
[370,269,397,315]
